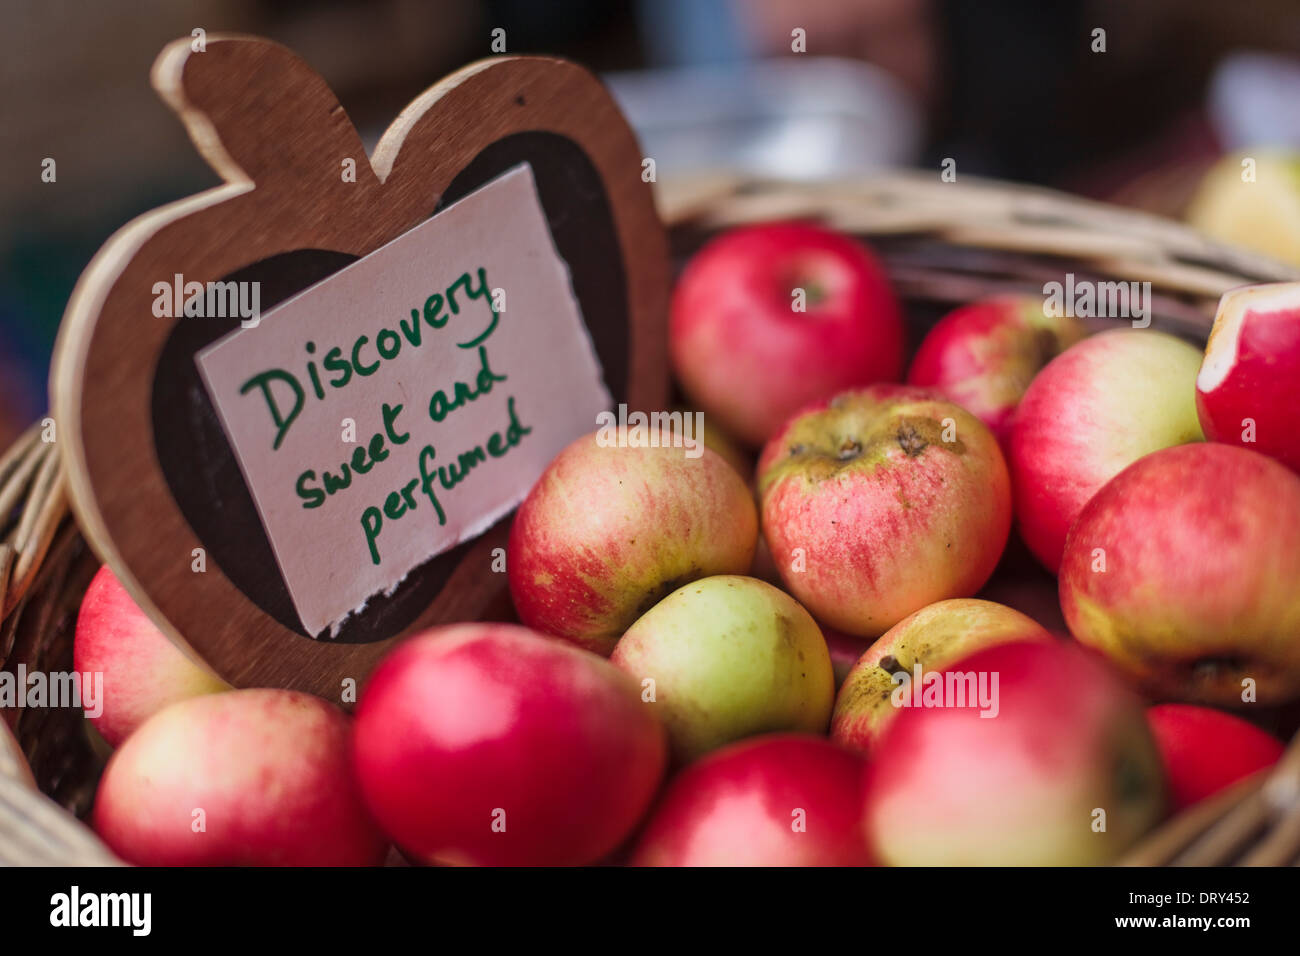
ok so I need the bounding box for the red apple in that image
[822,625,870,691]
[907,296,1087,444]
[831,598,1052,753]
[75,565,229,747]
[93,689,386,866]
[1060,443,1300,706]
[508,431,757,655]
[610,575,834,763]
[1196,282,1300,474]
[631,734,871,866]
[670,222,904,446]
[862,640,1165,865]
[353,623,666,866]
[1009,329,1204,572]
[1147,704,1285,811]
[758,384,1011,638]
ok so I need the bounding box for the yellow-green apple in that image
[610,575,833,763]
[1196,282,1300,474]
[93,689,387,865]
[862,640,1165,866]
[354,624,666,866]
[907,296,1087,444]
[831,598,1052,753]
[669,222,904,446]
[757,385,1011,638]
[1186,150,1300,267]
[1060,442,1300,706]
[1008,329,1203,572]
[74,565,229,746]
[1147,704,1285,812]
[508,432,757,655]
[631,734,872,866]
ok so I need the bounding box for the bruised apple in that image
[1009,329,1204,572]
[631,734,871,866]
[758,385,1011,638]
[611,575,834,763]
[1147,704,1285,811]
[862,640,1165,866]
[831,599,1052,753]
[669,222,904,446]
[1196,282,1300,474]
[508,431,757,655]
[907,296,1087,444]
[93,689,386,866]
[1060,443,1300,706]
[354,624,666,866]
[75,565,229,747]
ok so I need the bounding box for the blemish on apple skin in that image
[878,655,905,675]
[896,424,929,458]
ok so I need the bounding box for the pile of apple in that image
[79,222,1300,866]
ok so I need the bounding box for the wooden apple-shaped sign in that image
[52,35,668,696]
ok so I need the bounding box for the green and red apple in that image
[670,222,904,446]
[631,734,871,867]
[862,640,1166,866]
[1196,282,1300,474]
[93,689,387,866]
[508,431,757,655]
[908,295,1087,445]
[831,598,1052,753]
[1008,329,1204,572]
[354,623,666,866]
[1060,442,1300,706]
[75,565,229,747]
[758,384,1011,638]
[610,575,834,762]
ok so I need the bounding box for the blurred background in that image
[4,0,1300,447]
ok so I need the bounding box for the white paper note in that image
[197,164,612,636]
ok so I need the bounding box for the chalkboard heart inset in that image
[53,36,667,695]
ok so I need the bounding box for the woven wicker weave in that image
[3,172,1299,866]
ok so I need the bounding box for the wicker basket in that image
[4,172,1300,866]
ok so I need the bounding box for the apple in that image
[353,623,666,866]
[631,734,871,866]
[907,296,1087,444]
[862,640,1165,866]
[822,625,870,691]
[1186,150,1300,267]
[831,598,1052,753]
[675,405,753,480]
[1060,442,1300,706]
[1196,282,1300,474]
[757,384,1011,638]
[74,565,230,747]
[1008,329,1204,572]
[92,689,386,866]
[508,431,757,655]
[1147,704,1285,811]
[610,575,834,763]
[669,222,904,446]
